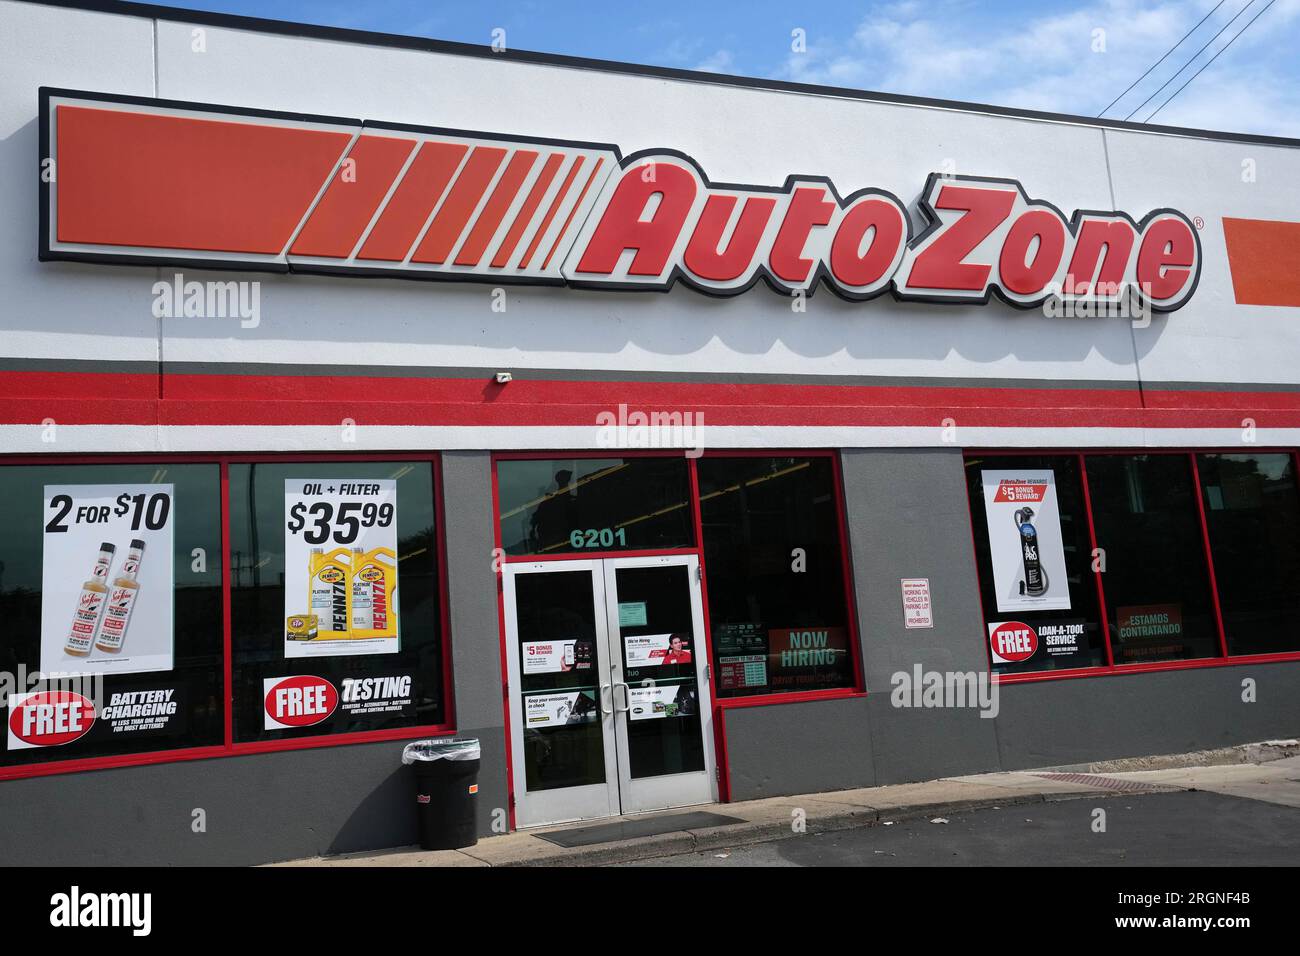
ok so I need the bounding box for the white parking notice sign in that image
[901,578,933,628]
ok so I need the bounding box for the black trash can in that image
[402,738,481,850]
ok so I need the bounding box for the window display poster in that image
[714,622,767,657]
[980,469,1072,613]
[988,619,1091,667]
[624,633,692,667]
[40,484,176,676]
[283,479,399,659]
[7,678,189,750]
[718,655,767,691]
[523,691,598,726]
[1115,604,1186,662]
[523,639,594,674]
[766,626,848,690]
[628,683,699,720]
[263,672,418,729]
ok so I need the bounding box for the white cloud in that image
[771,0,1300,137]
[695,49,736,73]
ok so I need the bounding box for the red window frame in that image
[0,451,457,782]
[490,449,866,809]
[965,447,1300,684]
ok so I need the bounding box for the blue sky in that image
[162,0,1300,136]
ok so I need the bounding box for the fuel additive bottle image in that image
[65,542,116,656]
[96,538,145,653]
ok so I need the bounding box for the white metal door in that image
[503,560,619,828]
[601,554,717,814]
[504,556,717,827]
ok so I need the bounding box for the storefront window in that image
[497,457,694,555]
[229,460,445,742]
[0,463,223,767]
[1197,453,1300,656]
[698,456,855,697]
[965,455,1107,674]
[1085,455,1220,664]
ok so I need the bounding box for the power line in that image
[1145,0,1277,122]
[1097,0,1228,117]
[1124,0,1258,121]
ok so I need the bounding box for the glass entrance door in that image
[503,555,716,828]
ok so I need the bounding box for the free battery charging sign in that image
[39,484,176,676]
[980,470,1071,614]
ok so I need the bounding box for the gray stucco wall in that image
[723,448,1300,800]
[0,452,509,866]
[993,660,1300,770]
[722,696,875,801]
[440,452,509,836]
[0,730,502,866]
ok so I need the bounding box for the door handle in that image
[612,681,630,713]
[600,682,613,715]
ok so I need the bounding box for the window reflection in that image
[698,457,854,697]
[1086,455,1219,664]
[1197,453,1300,655]
[497,458,693,555]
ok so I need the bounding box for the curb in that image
[501,789,1105,868]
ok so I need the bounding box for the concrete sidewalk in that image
[273,740,1298,868]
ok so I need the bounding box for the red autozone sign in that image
[41,88,1200,311]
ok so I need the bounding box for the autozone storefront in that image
[2,0,1300,865]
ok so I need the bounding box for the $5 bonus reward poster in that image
[283,479,400,659]
[980,469,1071,614]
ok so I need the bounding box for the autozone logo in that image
[42,89,1200,311]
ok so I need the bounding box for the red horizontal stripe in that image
[161,374,1144,409]
[1144,387,1300,411]
[1,370,1300,430]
